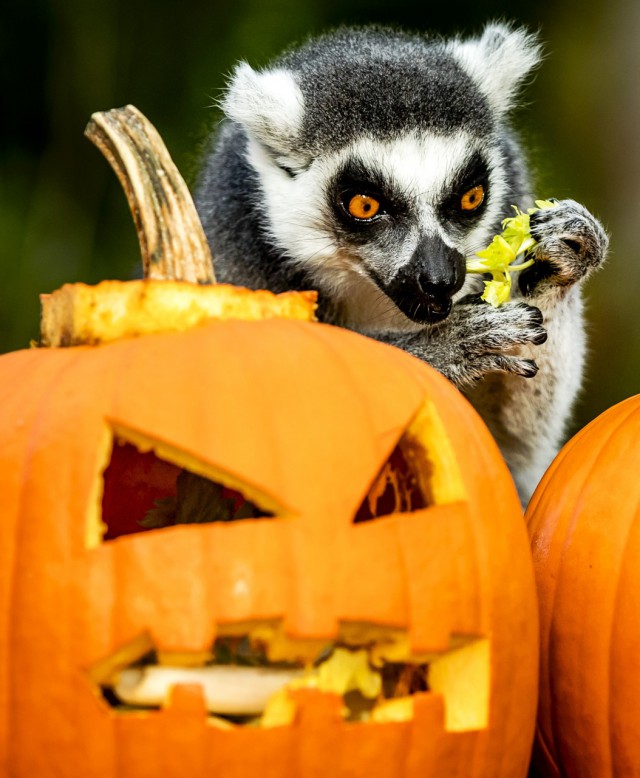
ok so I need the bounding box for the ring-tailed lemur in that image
[194,23,608,504]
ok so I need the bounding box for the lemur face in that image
[244,129,508,327]
[327,134,492,324]
[222,26,540,330]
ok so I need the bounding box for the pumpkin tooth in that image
[371,697,414,723]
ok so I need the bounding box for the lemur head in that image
[222,24,541,329]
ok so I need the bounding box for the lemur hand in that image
[520,199,608,295]
[374,297,547,389]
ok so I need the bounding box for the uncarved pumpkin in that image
[0,305,539,778]
[526,394,640,778]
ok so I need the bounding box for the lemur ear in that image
[222,62,305,159]
[451,23,542,116]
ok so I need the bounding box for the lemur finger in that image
[457,294,543,322]
[468,324,547,350]
[474,354,539,379]
[458,299,543,325]
[458,301,546,347]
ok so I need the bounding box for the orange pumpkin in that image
[0,297,539,777]
[527,394,640,778]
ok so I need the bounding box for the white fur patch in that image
[223,63,306,161]
[450,23,542,116]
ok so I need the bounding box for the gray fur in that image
[279,29,493,150]
[195,23,608,505]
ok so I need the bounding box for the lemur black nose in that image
[414,275,454,321]
[414,237,466,294]
[381,235,466,325]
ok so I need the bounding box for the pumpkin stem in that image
[38,107,316,347]
[84,105,216,284]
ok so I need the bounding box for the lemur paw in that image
[520,199,608,295]
[393,298,547,388]
[447,299,546,386]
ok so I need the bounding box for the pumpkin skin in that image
[0,317,538,778]
[526,395,640,778]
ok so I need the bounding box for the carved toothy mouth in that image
[91,623,490,731]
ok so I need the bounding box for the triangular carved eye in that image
[353,398,468,523]
[101,438,273,543]
[353,440,432,523]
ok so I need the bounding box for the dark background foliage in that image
[1,0,637,435]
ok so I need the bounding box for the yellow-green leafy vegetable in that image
[466,199,558,307]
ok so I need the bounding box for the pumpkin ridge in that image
[594,406,640,775]
[607,514,636,776]
[606,425,640,776]
[0,352,65,754]
[608,493,640,776]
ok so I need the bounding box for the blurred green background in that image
[1,0,638,436]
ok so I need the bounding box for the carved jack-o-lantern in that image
[0,107,538,778]
[0,313,538,777]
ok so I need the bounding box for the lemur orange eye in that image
[460,184,485,212]
[347,194,381,220]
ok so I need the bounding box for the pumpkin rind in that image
[527,394,640,778]
[0,318,538,777]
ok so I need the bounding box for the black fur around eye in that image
[332,161,404,228]
[440,152,490,223]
